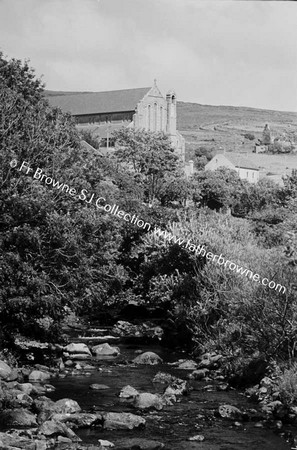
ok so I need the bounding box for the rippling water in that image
[49,343,292,449]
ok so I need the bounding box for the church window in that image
[160,106,163,130]
[154,103,158,131]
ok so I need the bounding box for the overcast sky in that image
[0,0,296,111]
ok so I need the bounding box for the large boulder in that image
[103,412,145,430]
[0,360,12,380]
[28,370,51,382]
[55,398,81,414]
[38,419,81,441]
[133,352,163,365]
[92,343,120,356]
[0,408,37,427]
[64,343,91,355]
[133,393,164,410]
[119,385,139,400]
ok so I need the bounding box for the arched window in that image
[154,103,158,131]
[160,106,163,131]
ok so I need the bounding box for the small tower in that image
[262,123,272,145]
[166,89,177,136]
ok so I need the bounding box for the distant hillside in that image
[45,90,297,161]
[177,101,297,160]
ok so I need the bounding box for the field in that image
[177,101,297,162]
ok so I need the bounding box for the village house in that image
[205,153,260,183]
[46,80,185,161]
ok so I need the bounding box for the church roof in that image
[46,87,151,116]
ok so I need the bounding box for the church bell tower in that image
[166,89,177,136]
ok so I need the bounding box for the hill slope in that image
[177,102,297,160]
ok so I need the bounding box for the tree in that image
[112,127,180,204]
[194,146,214,170]
[79,129,101,149]
[0,53,126,340]
[192,167,243,210]
[157,176,193,207]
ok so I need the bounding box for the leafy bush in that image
[243,133,255,141]
[278,364,297,405]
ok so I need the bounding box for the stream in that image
[47,331,293,450]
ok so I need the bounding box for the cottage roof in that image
[223,153,259,170]
[46,87,151,116]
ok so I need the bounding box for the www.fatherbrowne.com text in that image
[15,160,286,294]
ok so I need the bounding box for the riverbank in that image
[1,314,297,450]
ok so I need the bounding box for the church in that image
[46,81,185,161]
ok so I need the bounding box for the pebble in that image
[188,435,205,442]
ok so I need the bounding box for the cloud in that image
[0,0,296,110]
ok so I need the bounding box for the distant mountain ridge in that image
[44,90,297,157]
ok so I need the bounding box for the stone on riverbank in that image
[64,343,92,355]
[90,384,110,390]
[92,343,120,356]
[0,360,12,380]
[69,353,91,360]
[178,360,197,370]
[188,368,209,380]
[218,404,242,420]
[163,379,188,396]
[133,393,164,410]
[34,395,56,413]
[51,412,101,427]
[119,385,139,400]
[0,431,40,450]
[103,412,145,430]
[188,434,205,441]
[17,382,34,394]
[152,372,177,384]
[55,398,81,414]
[0,408,37,427]
[98,439,115,448]
[38,419,81,441]
[28,370,51,382]
[133,352,163,365]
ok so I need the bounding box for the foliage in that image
[168,210,297,357]
[194,146,214,170]
[278,364,297,405]
[0,53,127,340]
[193,167,243,210]
[112,127,180,204]
[79,129,101,149]
[157,176,193,206]
[243,133,255,141]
